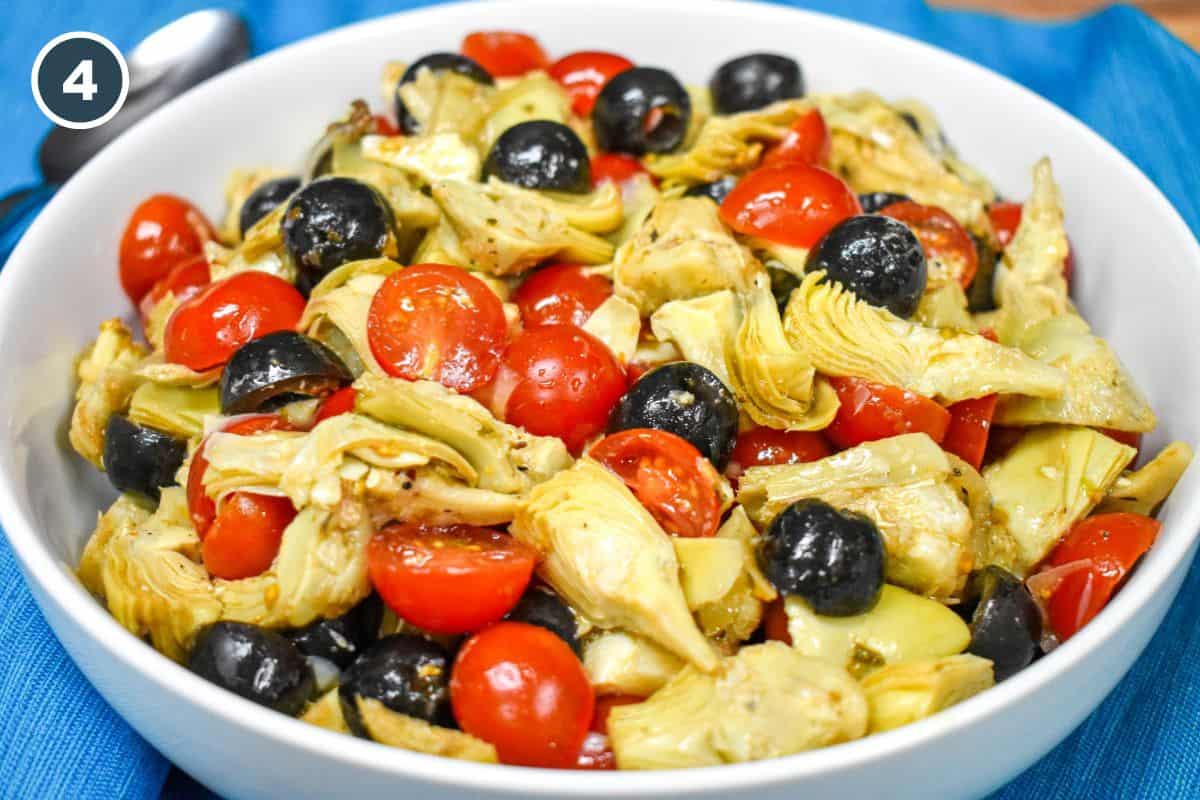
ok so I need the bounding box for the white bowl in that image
[3,1,1198,797]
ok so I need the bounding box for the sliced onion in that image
[1026,559,1094,653]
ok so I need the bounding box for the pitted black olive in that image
[482,121,591,193]
[189,622,314,716]
[768,266,801,315]
[239,176,301,236]
[684,176,739,205]
[593,67,691,155]
[394,52,494,134]
[805,214,927,318]
[963,566,1041,681]
[759,499,886,617]
[281,177,394,288]
[857,191,911,214]
[710,53,803,114]
[288,594,383,670]
[505,586,580,654]
[608,362,738,467]
[102,415,187,502]
[219,331,353,415]
[340,635,453,736]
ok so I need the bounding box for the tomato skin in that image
[942,394,998,470]
[590,428,723,538]
[514,263,613,328]
[589,152,651,188]
[574,733,617,770]
[119,194,216,304]
[313,386,357,425]
[762,598,793,645]
[202,492,296,580]
[988,200,1074,284]
[727,426,832,481]
[373,114,400,136]
[761,109,831,168]
[719,164,860,249]
[138,254,211,323]
[824,376,951,450]
[368,523,535,634]
[451,622,594,768]
[1046,513,1161,641]
[163,271,306,371]
[549,51,635,116]
[589,694,642,735]
[461,31,548,77]
[880,200,978,289]
[503,325,627,454]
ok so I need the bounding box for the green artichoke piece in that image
[861,654,994,733]
[127,382,219,440]
[357,697,498,763]
[582,630,686,696]
[69,319,147,468]
[479,72,571,151]
[1097,441,1194,517]
[301,690,349,734]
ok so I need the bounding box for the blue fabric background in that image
[2,1,1199,798]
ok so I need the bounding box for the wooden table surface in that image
[937,0,1200,49]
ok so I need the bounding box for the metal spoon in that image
[0,10,250,261]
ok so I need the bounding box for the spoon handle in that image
[0,184,58,266]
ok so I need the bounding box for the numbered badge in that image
[32,32,129,130]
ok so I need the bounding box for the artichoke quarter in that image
[861,654,994,733]
[1097,442,1194,517]
[69,319,147,468]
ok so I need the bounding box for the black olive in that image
[899,111,921,132]
[768,266,801,315]
[189,622,314,716]
[287,594,383,670]
[963,566,1041,681]
[608,362,738,467]
[281,177,394,288]
[709,53,803,115]
[857,191,911,214]
[394,53,494,134]
[219,331,353,415]
[966,233,999,313]
[684,176,739,205]
[805,214,927,318]
[505,586,580,654]
[759,499,885,616]
[102,415,187,502]
[593,67,691,155]
[339,635,453,736]
[482,121,591,194]
[239,176,301,236]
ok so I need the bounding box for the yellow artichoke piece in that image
[674,538,746,609]
[206,204,297,285]
[141,290,181,351]
[357,698,498,763]
[581,295,641,364]
[1097,442,1194,516]
[78,494,152,599]
[688,508,775,652]
[606,173,660,248]
[782,271,1066,403]
[396,69,493,140]
[983,426,1136,574]
[361,131,481,183]
[133,353,222,388]
[695,573,765,654]
[479,71,571,150]
[717,506,776,602]
[583,630,686,696]
[861,654,994,733]
[364,466,522,527]
[511,459,717,671]
[69,319,147,468]
[220,166,289,243]
[329,135,442,238]
[301,272,387,377]
[782,586,971,678]
[914,282,976,332]
[307,258,400,301]
[301,690,349,734]
[127,382,219,440]
[608,642,867,769]
[945,453,1019,575]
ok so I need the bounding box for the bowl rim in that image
[2,0,1199,795]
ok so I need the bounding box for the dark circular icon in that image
[32,32,129,130]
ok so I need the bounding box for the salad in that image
[70,31,1193,770]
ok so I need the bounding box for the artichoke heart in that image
[945,453,1020,575]
[608,642,868,769]
[983,426,1136,575]
[69,319,147,468]
[133,353,222,388]
[356,698,499,763]
[219,166,289,243]
[479,71,571,150]
[78,493,152,600]
[397,69,493,140]
[783,271,1066,403]
[360,132,481,184]
[583,630,686,696]
[127,382,219,440]
[581,295,642,365]
[861,654,994,733]
[606,173,660,248]
[1097,442,1194,516]
[511,459,717,671]
[301,689,350,734]
[364,467,522,527]
[327,131,441,236]
[301,272,388,377]
[205,204,296,285]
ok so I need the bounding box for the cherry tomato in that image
[163,271,305,371]
[719,163,860,248]
[727,426,832,482]
[942,394,998,470]
[138,254,211,323]
[373,114,400,136]
[590,428,722,538]
[761,109,831,168]
[514,263,613,328]
[575,732,617,770]
[988,200,1074,284]
[503,325,626,453]
[451,622,594,768]
[589,152,651,188]
[1046,513,1161,641]
[549,51,635,116]
[762,598,793,645]
[118,194,216,304]
[202,492,296,580]
[367,263,508,393]
[313,386,357,425]
[187,414,297,537]
[367,523,535,634]
[824,376,951,450]
[461,31,548,77]
[589,694,642,735]
[880,200,978,289]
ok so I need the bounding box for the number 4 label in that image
[62,59,98,101]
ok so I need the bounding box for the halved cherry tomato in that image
[719,163,860,248]
[138,254,211,323]
[451,622,594,768]
[590,428,722,538]
[503,325,626,453]
[762,598,793,645]
[1046,513,1161,641]
[514,263,613,328]
[942,394,998,470]
[589,694,642,735]
[727,426,832,482]
[824,376,951,450]
[373,114,400,136]
[367,263,508,393]
[590,152,651,188]
[761,109,831,168]
[119,194,216,304]
[575,732,617,770]
[549,51,635,116]
[368,523,535,634]
[163,271,306,371]
[461,31,548,77]
[187,414,297,536]
[202,492,296,580]
[880,200,978,289]
[313,386,357,425]
[988,200,1074,284]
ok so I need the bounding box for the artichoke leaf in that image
[206,204,296,284]
[674,538,745,609]
[301,689,350,734]
[329,136,442,236]
[78,493,153,599]
[360,131,481,183]
[219,166,289,243]
[1097,441,1194,517]
[606,173,660,248]
[479,72,571,151]
[300,273,389,376]
[718,506,776,602]
[69,319,147,468]
[127,382,220,440]
[308,258,401,301]
[914,281,976,332]
[583,630,686,696]
[581,295,641,365]
[133,353,222,388]
[861,654,994,733]
[363,466,522,527]
[397,69,493,140]
[945,453,1019,574]
[357,698,498,763]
